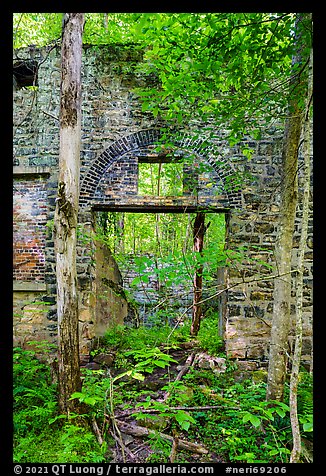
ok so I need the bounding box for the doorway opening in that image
[94,210,227,336]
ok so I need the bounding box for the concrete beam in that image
[13,281,47,292]
[13,166,51,176]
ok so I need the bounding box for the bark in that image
[114,419,209,454]
[116,212,125,253]
[191,212,206,336]
[54,13,84,414]
[266,14,307,402]
[290,47,313,463]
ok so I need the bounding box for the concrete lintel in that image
[90,196,230,214]
[13,166,52,176]
[92,204,230,213]
[13,281,47,292]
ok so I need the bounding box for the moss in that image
[252,370,268,383]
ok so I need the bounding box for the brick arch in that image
[79,129,242,208]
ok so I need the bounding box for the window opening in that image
[138,162,184,196]
[13,59,38,90]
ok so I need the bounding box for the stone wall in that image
[13,44,313,365]
[119,254,194,325]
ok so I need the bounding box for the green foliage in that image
[138,162,184,196]
[13,331,313,463]
[13,13,62,48]
[13,343,108,463]
[99,211,226,258]
[56,422,107,463]
[146,433,172,463]
[130,13,307,137]
[124,347,177,373]
[13,13,139,49]
[197,312,223,356]
[101,322,188,352]
[14,13,311,147]
[13,343,57,436]
[185,376,293,463]
[295,371,313,434]
[134,394,196,432]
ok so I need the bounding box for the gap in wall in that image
[95,211,227,330]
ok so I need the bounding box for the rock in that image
[140,414,171,431]
[93,352,115,367]
[236,360,258,371]
[79,354,90,366]
[196,353,227,374]
[83,361,101,370]
[120,434,135,446]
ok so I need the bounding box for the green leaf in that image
[242,412,251,423]
[49,414,67,424]
[70,392,84,400]
[174,410,195,431]
[268,449,280,456]
[154,360,169,368]
[249,414,262,428]
[243,412,261,428]
[84,396,100,406]
[303,421,313,432]
[275,407,286,418]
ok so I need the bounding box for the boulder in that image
[195,353,227,374]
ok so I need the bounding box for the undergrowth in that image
[13,319,313,463]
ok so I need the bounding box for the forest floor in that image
[13,319,313,464]
[85,340,228,463]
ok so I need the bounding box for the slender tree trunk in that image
[104,13,108,32]
[191,212,206,336]
[53,13,84,414]
[290,47,313,463]
[266,109,302,402]
[116,212,125,253]
[266,14,306,402]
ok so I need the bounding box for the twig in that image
[107,370,126,463]
[91,417,103,446]
[163,352,196,402]
[41,109,59,122]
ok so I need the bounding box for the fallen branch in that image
[109,429,137,461]
[114,419,209,455]
[114,403,239,419]
[163,352,196,402]
[169,433,179,463]
[175,352,196,381]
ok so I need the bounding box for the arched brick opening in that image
[79,129,243,210]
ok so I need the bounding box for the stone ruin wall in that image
[13,44,313,366]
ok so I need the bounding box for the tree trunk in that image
[266,109,302,402]
[266,14,307,402]
[53,13,84,414]
[191,212,206,336]
[290,47,313,463]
